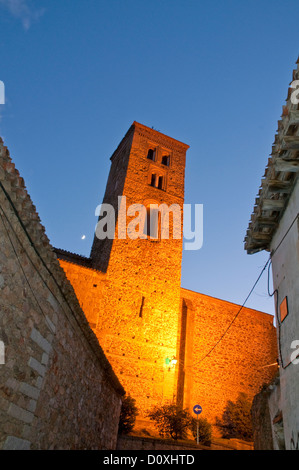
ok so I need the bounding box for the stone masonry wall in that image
[0,138,124,450]
[57,259,278,438]
[87,123,190,420]
[251,384,275,450]
[58,258,106,333]
[180,289,278,433]
[58,258,179,427]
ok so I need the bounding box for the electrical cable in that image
[187,256,271,368]
[270,212,299,259]
[268,213,299,370]
[1,167,298,376]
[266,258,282,368]
[186,212,299,369]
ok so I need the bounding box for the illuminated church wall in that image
[179,289,278,428]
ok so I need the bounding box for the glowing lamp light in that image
[165,356,177,369]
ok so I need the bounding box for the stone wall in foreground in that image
[0,138,124,450]
[117,434,254,451]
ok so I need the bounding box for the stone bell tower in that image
[90,122,189,421]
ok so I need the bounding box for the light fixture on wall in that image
[165,356,177,371]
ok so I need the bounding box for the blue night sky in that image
[0,0,298,317]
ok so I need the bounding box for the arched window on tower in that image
[150,172,165,190]
[161,154,170,166]
[150,173,157,187]
[157,175,163,189]
[147,148,156,161]
[143,204,160,239]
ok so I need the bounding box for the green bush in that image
[215,392,253,441]
[146,403,192,440]
[118,394,138,435]
[190,417,212,446]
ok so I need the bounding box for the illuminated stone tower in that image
[90,122,189,420]
[57,121,277,435]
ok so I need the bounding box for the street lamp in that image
[165,356,177,370]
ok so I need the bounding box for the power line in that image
[188,212,299,368]
[268,212,299,370]
[270,212,299,259]
[188,256,271,368]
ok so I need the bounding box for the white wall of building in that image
[270,177,299,449]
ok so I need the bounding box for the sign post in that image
[193,404,202,445]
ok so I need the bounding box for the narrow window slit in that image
[139,296,145,318]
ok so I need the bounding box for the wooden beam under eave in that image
[274,159,299,172]
[288,110,299,127]
[251,232,272,242]
[281,135,299,150]
[246,245,269,255]
[245,239,270,253]
[261,198,285,211]
[255,216,278,227]
[263,179,293,193]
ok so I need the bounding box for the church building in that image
[55,121,278,432]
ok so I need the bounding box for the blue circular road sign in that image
[193,404,202,415]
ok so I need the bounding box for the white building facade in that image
[245,59,299,450]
